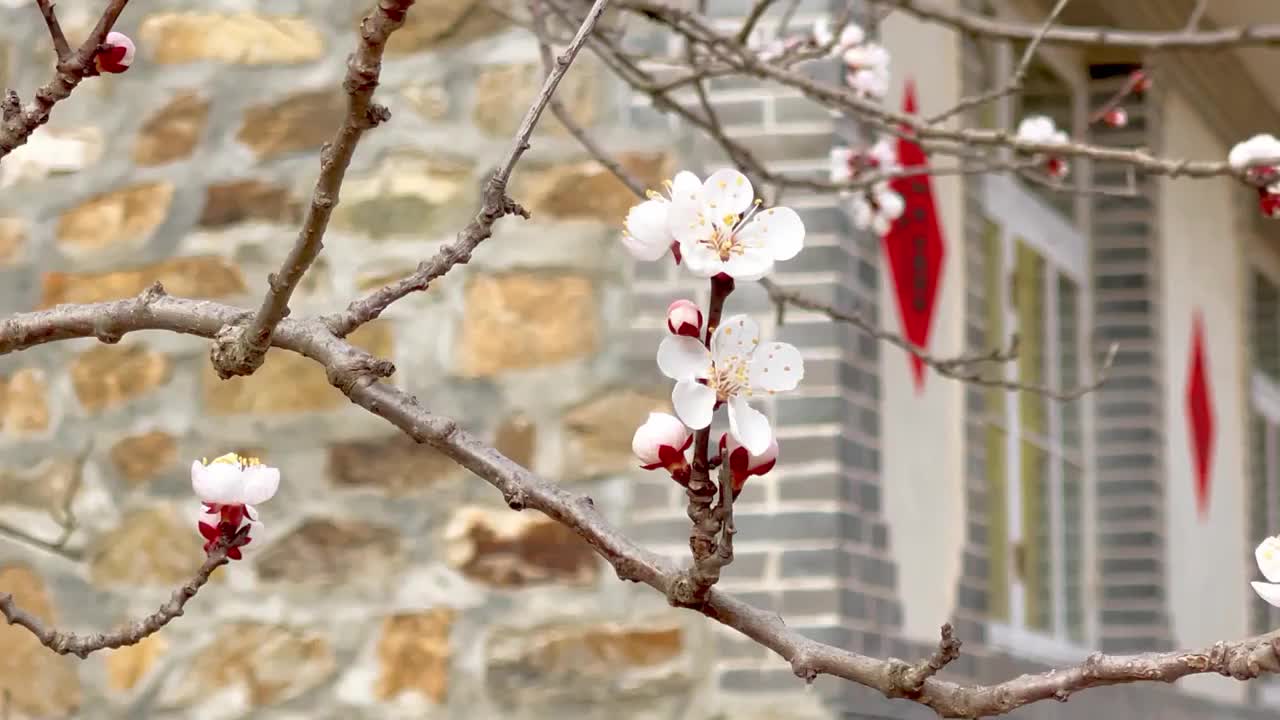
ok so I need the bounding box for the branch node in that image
[503,488,527,510]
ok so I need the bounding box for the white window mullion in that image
[1045,268,1066,640]
[1003,228,1026,630]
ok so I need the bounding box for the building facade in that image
[0,0,1278,718]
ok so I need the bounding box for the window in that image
[980,173,1091,657]
[1249,270,1280,638]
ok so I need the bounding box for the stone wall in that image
[0,2,839,718]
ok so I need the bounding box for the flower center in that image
[707,356,750,401]
[703,224,743,261]
[205,452,262,469]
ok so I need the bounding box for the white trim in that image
[987,622,1092,667]
[982,174,1088,281]
[1253,372,1280,425]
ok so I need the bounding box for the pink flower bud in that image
[666,299,703,338]
[1102,107,1128,128]
[1130,69,1150,93]
[719,432,778,497]
[95,31,135,74]
[1045,156,1069,180]
[633,412,693,482]
[1261,190,1280,219]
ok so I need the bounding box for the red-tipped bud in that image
[666,299,703,338]
[719,433,778,497]
[1130,69,1151,93]
[1102,107,1128,128]
[1045,156,1069,179]
[1261,190,1280,219]
[669,241,683,265]
[633,413,694,483]
[95,31,135,74]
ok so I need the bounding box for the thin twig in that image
[0,0,131,160]
[325,0,617,337]
[210,0,416,378]
[0,531,241,657]
[35,0,73,62]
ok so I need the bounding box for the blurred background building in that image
[0,0,1277,718]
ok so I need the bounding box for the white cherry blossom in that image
[656,313,803,455]
[1016,115,1068,146]
[191,453,280,507]
[1252,535,1280,607]
[1228,133,1280,173]
[667,169,805,280]
[813,18,865,53]
[842,43,890,99]
[623,171,702,262]
[851,182,905,236]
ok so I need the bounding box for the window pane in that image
[1062,460,1086,642]
[1057,275,1082,452]
[1022,440,1052,632]
[1252,272,1280,382]
[987,424,1010,622]
[1016,240,1047,443]
[1252,412,1275,634]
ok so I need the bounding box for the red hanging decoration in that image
[1184,311,1215,520]
[882,79,947,391]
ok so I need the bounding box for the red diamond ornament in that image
[1185,312,1215,520]
[882,80,947,391]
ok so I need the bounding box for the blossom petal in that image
[718,248,773,281]
[1254,581,1280,608]
[672,380,716,429]
[728,396,772,455]
[749,342,804,392]
[671,171,702,196]
[192,461,243,505]
[241,466,280,505]
[680,241,723,278]
[657,336,711,381]
[1257,536,1280,582]
[737,206,804,262]
[668,194,712,247]
[702,169,755,218]
[244,504,259,522]
[623,200,674,261]
[711,314,761,366]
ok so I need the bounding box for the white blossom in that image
[1252,535,1280,606]
[667,169,805,280]
[1229,134,1280,173]
[657,314,803,455]
[851,183,905,236]
[191,453,280,507]
[623,171,702,261]
[1016,115,1069,146]
[631,412,693,467]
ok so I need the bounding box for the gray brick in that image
[775,95,837,125]
[627,515,690,546]
[721,550,770,582]
[781,588,841,616]
[776,321,838,351]
[777,471,845,503]
[630,479,675,508]
[841,589,869,620]
[735,510,841,541]
[780,548,848,578]
[777,395,844,425]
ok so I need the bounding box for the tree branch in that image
[871,0,1280,50]
[2,290,1280,715]
[324,0,616,337]
[210,0,415,378]
[0,531,239,658]
[0,0,131,160]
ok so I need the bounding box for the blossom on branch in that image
[719,432,778,497]
[1251,535,1280,606]
[1229,134,1280,219]
[623,171,702,262]
[192,453,280,560]
[632,412,693,483]
[668,169,805,280]
[94,32,135,74]
[657,313,803,455]
[1016,115,1070,179]
[831,141,905,235]
[812,18,865,54]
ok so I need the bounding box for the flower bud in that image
[633,413,693,482]
[1102,107,1128,128]
[1261,190,1280,219]
[719,432,778,497]
[1045,156,1069,179]
[666,299,703,338]
[95,31,135,74]
[1130,69,1151,93]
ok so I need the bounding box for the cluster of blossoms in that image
[743,20,888,100]
[191,453,280,560]
[1228,133,1280,219]
[831,136,904,235]
[1014,115,1071,179]
[623,169,806,494]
